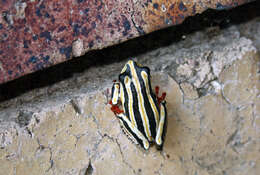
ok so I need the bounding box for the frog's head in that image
[121,60,132,73]
[121,60,143,74]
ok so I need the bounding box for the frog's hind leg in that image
[154,86,167,149]
[117,113,150,150]
[111,81,120,105]
[155,101,167,150]
[155,86,166,104]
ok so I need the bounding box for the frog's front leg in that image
[117,113,150,150]
[109,81,124,114]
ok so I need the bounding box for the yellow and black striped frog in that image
[109,60,167,150]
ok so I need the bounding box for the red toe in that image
[155,86,166,104]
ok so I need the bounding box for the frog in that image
[109,60,167,150]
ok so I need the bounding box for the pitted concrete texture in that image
[0,18,259,175]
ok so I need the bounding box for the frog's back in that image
[119,60,160,141]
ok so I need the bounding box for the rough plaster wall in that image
[0,17,260,175]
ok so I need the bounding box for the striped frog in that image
[109,60,167,150]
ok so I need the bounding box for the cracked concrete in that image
[0,16,260,175]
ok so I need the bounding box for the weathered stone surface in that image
[0,52,259,174]
[220,52,258,107]
[0,16,259,175]
[180,82,199,99]
[0,0,255,84]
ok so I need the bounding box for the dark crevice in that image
[70,99,83,115]
[85,161,93,175]
[226,129,238,145]
[0,1,259,103]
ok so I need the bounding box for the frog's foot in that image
[155,86,166,104]
[109,100,124,115]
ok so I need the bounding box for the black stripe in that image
[135,65,158,139]
[119,66,131,120]
[117,115,145,149]
[120,82,130,120]
[143,65,160,114]
[130,81,147,139]
[119,63,147,139]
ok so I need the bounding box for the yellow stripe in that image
[119,114,149,150]
[124,76,137,126]
[112,84,120,105]
[155,104,166,145]
[121,64,127,74]
[141,71,160,129]
[128,61,152,141]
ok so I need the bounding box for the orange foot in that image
[155,86,166,104]
[109,100,124,115]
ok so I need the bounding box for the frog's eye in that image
[136,62,143,67]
